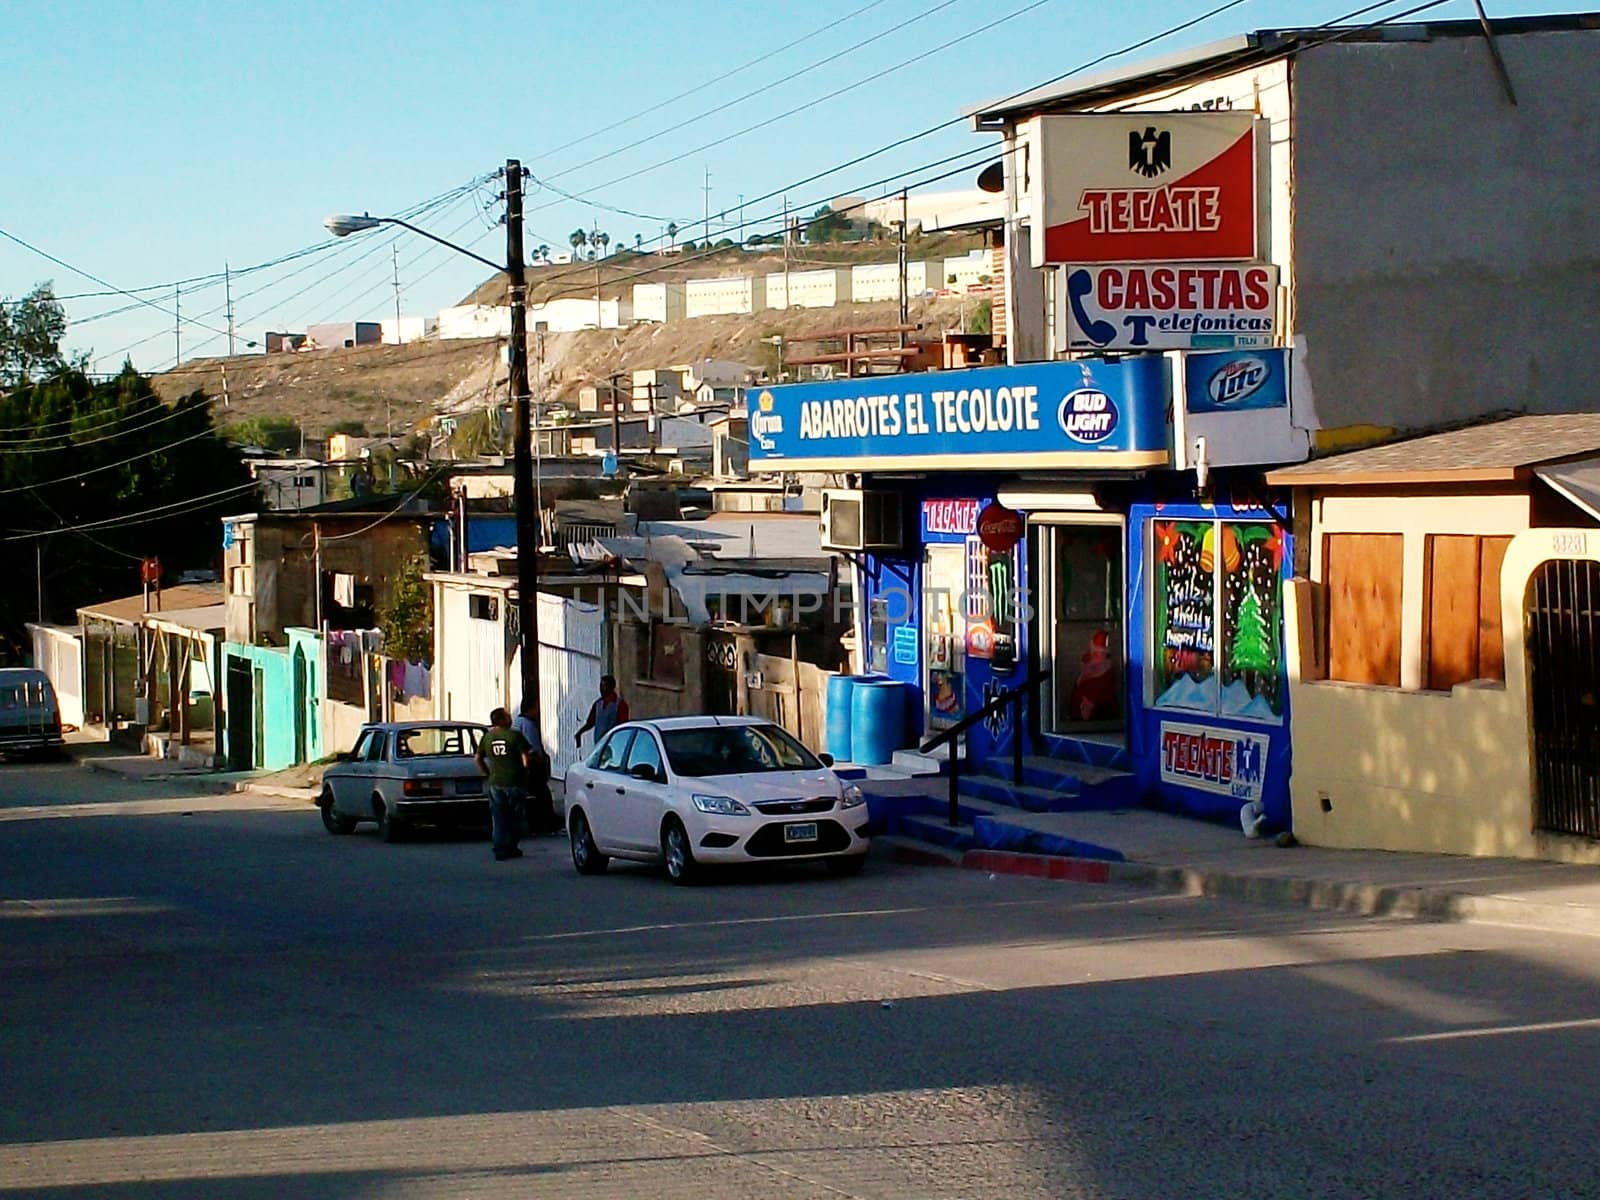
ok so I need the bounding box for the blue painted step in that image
[962,761,1140,813]
[893,813,977,852]
[970,814,1125,862]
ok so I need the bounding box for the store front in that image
[752,357,1294,826]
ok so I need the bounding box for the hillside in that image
[151,232,993,441]
[464,231,990,307]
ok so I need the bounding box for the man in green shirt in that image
[476,707,529,861]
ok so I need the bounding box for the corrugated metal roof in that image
[1266,415,1600,486]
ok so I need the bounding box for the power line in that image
[527,0,1058,219]
[534,0,968,189]
[0,425,223,494]
[3,480,261,542]
[531,0,896,165]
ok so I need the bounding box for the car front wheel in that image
[662,818,698,885]
[319,787,356,835]
[569,809,608,875]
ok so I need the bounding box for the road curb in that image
[233,783,320,803]
[889,841,1599,935]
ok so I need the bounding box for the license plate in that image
[784,822,818,843]
[454,779,484,796]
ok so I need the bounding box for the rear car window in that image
[394,726,481,758]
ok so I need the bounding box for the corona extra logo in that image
[757,391,775,413]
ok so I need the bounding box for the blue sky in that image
[0,0,1575,373]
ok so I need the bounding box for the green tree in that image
[379,555,433,664]
[0,283,69,387]
[324,419,368,438]
[0,363,251,661]
[970,300,993,335]
[1230,586,1275,675]
[804,205,853,244]
[224,415,301,453]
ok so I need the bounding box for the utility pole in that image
[608,371,624,465]
[392,245,403,344]
[738,193,745,244]
[593,219,603,330]
[898,189,909,349]
[702,166,712,246]
[782,194,791,311]
[173,285,182,367]
[505,158,541,714]
[225,263,236,357]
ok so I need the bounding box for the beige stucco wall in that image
[1288,522,1600,864]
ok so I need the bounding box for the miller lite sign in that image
[1024,112,1261,266]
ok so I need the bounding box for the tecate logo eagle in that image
[1206,356,1269,406]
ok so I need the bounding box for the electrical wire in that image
[0,425,223,494]
[532,0,896,165]
[2,480,261,541]
[535,0,968,188]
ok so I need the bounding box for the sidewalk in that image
[79,745,320,802]
[873,786,1600,936]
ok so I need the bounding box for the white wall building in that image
[685,275,767,318]
[942,250,993,291]
[766,268,850,310]
[380,315,438,345]
[527,296,631,332]
[632,282,687,323]
[850,260,936,303]
[438,304,511,340]
[859,188,1004,233]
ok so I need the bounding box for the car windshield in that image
[393,726,481,758]
[659,724,820,777]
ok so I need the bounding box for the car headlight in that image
[691,793,751,816]
[840,784,865,809]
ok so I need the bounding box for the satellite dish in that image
[977,162,1004,194]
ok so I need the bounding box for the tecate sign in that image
[1064,263,1278,351]
[1025,113,1260,266]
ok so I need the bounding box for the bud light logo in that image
[1057,388,1119,444]
[1206,356,1269,407]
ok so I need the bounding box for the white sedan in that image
[564,716,870,883]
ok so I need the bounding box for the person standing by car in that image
[512,699,559,836]
[574,675,629,750]
[475,707,529,861]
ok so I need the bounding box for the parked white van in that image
[0,668,65,757]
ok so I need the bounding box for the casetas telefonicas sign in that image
[1062,263,1278,351]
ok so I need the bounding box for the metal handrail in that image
[918,669,1050,826]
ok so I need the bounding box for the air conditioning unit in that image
[821,489,903,552]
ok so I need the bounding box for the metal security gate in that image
[1528,559,1600,839]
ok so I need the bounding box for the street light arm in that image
[372,217,508,275]
[324,213,506,274]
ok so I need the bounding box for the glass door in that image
[923,544,967,731]
[1034,522,1125,734]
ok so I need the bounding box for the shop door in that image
[1033,523,1124,735]
[705,631,738,715]
[923,544,967,731]
[1528,558,1600,839]
[225,656,254,771]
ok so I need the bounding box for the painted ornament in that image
[1199,524,1240,573]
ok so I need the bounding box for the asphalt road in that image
[3,749,1599,1199]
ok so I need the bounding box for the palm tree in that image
[569,228,587,259]
[595,231,611,258]
[666,222,679,251]
[535,244,550,264]
[634,233,643,253]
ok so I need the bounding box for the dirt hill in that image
[152,232,993,441]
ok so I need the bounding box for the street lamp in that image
[323,159,541,716]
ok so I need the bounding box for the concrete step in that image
[891,748,949,776]
[894,813,977,853]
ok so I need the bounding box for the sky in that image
[0,0,1578,376]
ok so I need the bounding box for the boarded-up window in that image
[1325,533,1403,686]
[1425,535,1511,690]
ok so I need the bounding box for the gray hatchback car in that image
[319,721,489,842]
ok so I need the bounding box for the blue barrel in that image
[851,681,907,766]
[825,674,858,763]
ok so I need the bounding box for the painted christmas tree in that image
[1231,585,1275,687]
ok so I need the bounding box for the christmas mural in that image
[1153,519,1284,720]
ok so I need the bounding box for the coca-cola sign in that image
[977,503,1024,553]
